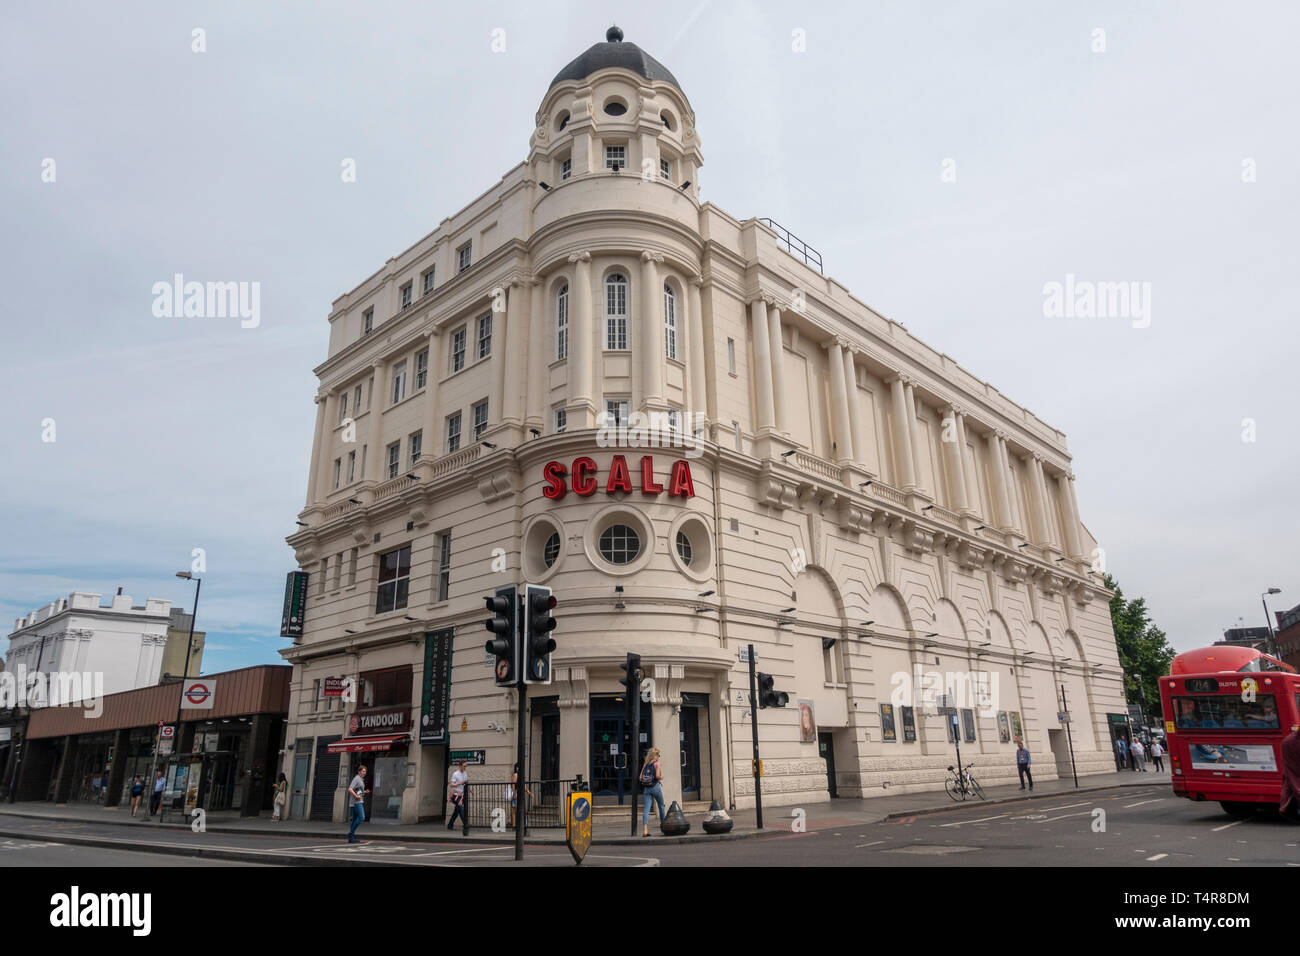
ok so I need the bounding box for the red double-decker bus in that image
[1160,645,1300,816]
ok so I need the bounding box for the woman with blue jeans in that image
[640,747,665,837]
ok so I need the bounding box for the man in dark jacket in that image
[1016,742,1033,791]
[1280,729,1300,822]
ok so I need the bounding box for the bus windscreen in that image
[1170,694,1280,731]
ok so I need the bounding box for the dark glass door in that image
[590,696,651,805]
[819,732,838,798]
[680,706,701,800]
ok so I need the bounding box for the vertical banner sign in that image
[280,571,309,638]
[420,629,455,745]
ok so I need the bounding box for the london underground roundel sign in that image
[185,683,210,705]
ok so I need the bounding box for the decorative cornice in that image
[567,251,591,264]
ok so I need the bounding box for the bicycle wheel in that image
[969,777,985,800]
[944,777,965,801]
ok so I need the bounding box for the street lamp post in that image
[145,572,201,822]
[1262,588,1282,660]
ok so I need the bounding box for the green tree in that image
[1103,573,1176,719]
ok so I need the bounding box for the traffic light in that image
[484,584,518,686]
[524,584,557,685]
[757,672,789,708]
[619,653,642,710]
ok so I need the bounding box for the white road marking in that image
[1146,853,1168,861]
[408,846,512,857]
[1123,799,1163,808]
[1211,820,1243,833]
[939,814,1009,828]
[855,840,886,848]
[1040,810,1094,823]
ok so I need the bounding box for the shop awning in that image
[327,734,408,754]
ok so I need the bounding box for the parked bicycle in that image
[944,762,986,801]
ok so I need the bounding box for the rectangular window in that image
[667,408,681,431]
[473,400,489,440]
[348,548,358,586]
[437,532,452,602]
[338,392,348,424]
[360,444,367,477]
[387,441,401,480]
[457,243,471,273]
[477,313,492,359]
[732,419,742,451]
[451,326,466,372]
[400,282,413,309]
[556,286,569,360]
[333,552,343,591]
[318,558,328,595]
[660,158,670,179]
[604,145,626,170]
[664,286,678,360]
[408,430,422,469]
[605,399,629,427]
[415,349,428,389]
[561,157,572,180]
[446,412,462,453]
[374,545,412,614]
[332,458,341,490]
[354,384,363,414]
[554,407,567,434]
[606,278,628,350]
[347,450,356,484]
[391,360,407,404]
[362,308,373,336]
[727,338,736,374]
[422,267,436,295]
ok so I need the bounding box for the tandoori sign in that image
[542,455,695,500]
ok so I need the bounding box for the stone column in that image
[365,362,386,482]
[956,412,980,516]
[526,277,545,432]
[687,276,707,427]
[944,406,969,513]
[904,381,924,494]
[845,349,868,469]
[1061,473,1084,558]
[986,430,1011,529]
[305,396,327,507]
[640,251,665,410]
[767,299,788,433]
[424,329,441,456]
[1030,456,1054,547]
[314,393,335,499]
[827,339,854,463]
[490,287,510,430]
[889,376,917,491]
[566,252,596,429]
[995,434,1018,532]
[500,281,526,430]
[749,298,776,431]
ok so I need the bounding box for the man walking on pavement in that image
[1131,737,1147,771]
[1150,738,1165,773]
[347,765,369,843]
[1015,740,1033,791]
[1115,736,1128,772]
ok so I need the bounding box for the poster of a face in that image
[799,700,817,743]
[879,703,897,742]
[998,711,1011,743]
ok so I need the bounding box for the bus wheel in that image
[1219,802,1256,817]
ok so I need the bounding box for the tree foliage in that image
[1103,573,1176,716]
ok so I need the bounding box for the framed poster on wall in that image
[879,703,897,742]
[1010,711,1024,743]
[901,706,916,742]
[798,700,817,743]
[998,711,1011,743]
[962,708,977,743]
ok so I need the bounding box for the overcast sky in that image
[2,1,1296,674]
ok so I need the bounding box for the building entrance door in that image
[679,692,712,803]
[310,736,340,821]
[541,714,560,781]
[590,696,652,806]
[291,738,312,820]
[819,732,838,797]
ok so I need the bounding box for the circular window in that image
[675,530,693,566]
[603,98,628,117]
[599,524,640,564]
[543,532,561,568]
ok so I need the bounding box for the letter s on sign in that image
[542,461,567,500]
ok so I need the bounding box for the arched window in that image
[555,284,569,360]
[663,283,678,360]
[605,274,628,350]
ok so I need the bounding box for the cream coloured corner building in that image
[281,28,1126,824]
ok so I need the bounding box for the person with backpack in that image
[1015,741,1033,791]
[639,747,665,837]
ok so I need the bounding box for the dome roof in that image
[550,26,681,90]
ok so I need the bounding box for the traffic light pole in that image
[748,644,762,829]
[629,665,641,837]
[516,678,527,862]
[1060,683,1079,788]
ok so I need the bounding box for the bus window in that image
[1171,695,1277,731]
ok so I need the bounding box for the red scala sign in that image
[542,455,695,500]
